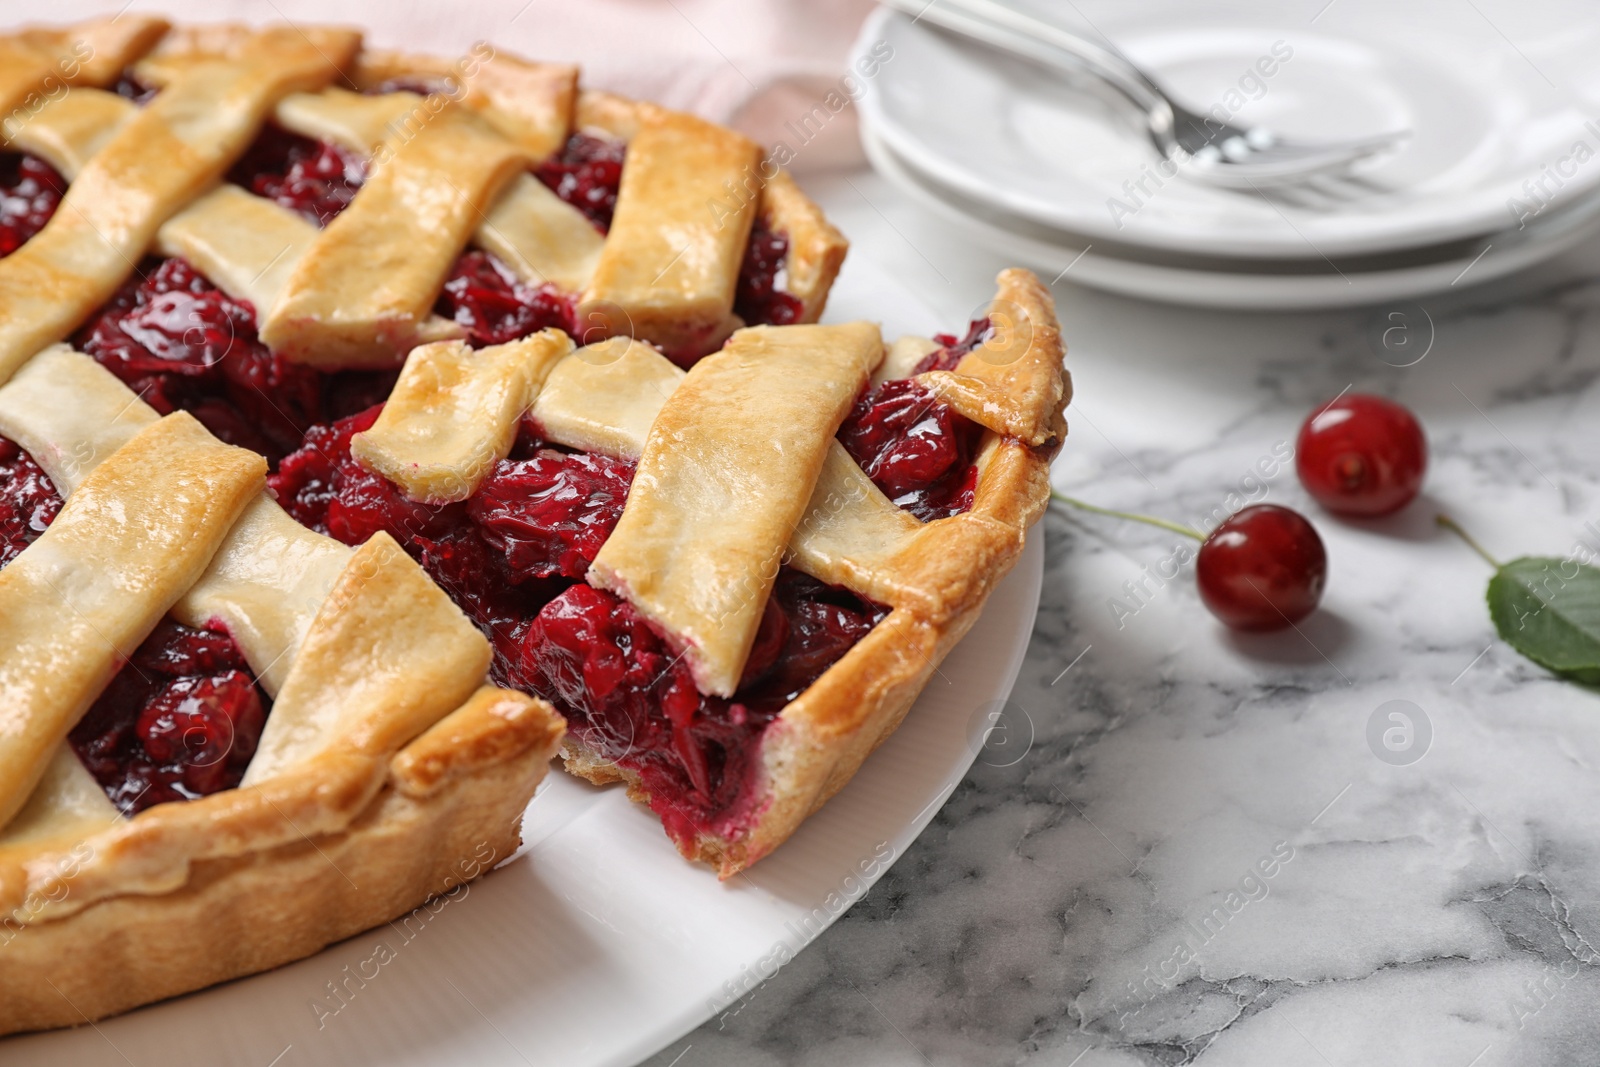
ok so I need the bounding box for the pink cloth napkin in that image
[51,0,881,170]
[548,0,882,171]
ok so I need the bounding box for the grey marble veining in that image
[642,172,1600,1066]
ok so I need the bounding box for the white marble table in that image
[643,170,1600,1066]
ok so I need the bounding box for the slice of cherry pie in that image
[0,15,1067,1036]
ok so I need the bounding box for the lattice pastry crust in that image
[357,267,1067,874]
[0,20,568,1035]
[0,14,1067,1034]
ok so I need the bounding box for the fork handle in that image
[877,0,1167,113]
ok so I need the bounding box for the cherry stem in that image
[1050,491,1204,542]
[1436,514,1501,569]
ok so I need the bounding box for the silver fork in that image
[880,0,1409,188]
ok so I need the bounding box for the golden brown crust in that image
[580,109,763,361]
[590,322,882,697]
[0,703,560,1035]
[761,169,849,324]
[391,688,565,798]
[0,16,169,115]
[575,89,655,141]
[350,332,572,503]
[571,95,845,352]
[2,88,136,178]
[243,532,494,781]
[350,46,578,161]
[260,105,529,368]
[916,269,1069,449]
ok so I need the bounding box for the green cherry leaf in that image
[1487,557,1600,685]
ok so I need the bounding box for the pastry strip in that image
[0,27,359,387]
[272,87,418,154]
[759,170,848,325]
[351,331,573,503]
[172,498,355,697]
[274,86,603,293]
[914,288,1068,448]
[532,337,923,597]
[0,344,158,495]
[589,322,882,696]
[0,347,355,697]
[2,88,136,179]
[0,414,265,828]
[244,533,492,783]
[348,47,577,161]
[260,106,529,367]
[476,173,606,291]
[154,185,322,318]
[0,745,120,854]
[528,337,686,457]
[580,109,763,360]
[0,16,168,117]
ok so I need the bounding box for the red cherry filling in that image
[839,381,981,522]
[468,447,635,580]
[516,573,876,842]
[228,125,368,227]
[74,256,396,465]
[0,153,66,258]
[535,132,626,233]
[0,436,63,570]
[270,410,886,844]
[916,317,995,373]
[735,219,804,328]
[69,619,271,814]
[836,320,992,522]
[436,250,577,347]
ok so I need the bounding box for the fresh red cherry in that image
[1296,393,1427,516]
[1196,504,1327,631]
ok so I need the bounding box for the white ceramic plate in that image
[857,0,1600,258]
[862,124,1600,309]
[8,255,1046,1067]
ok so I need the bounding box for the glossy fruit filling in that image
[837,319,992,522]
[270,407,886,843]
[535,132,627,233]
[73,256,397,465]
[735,219,804,327]
[437,250,577,347]
[0,438,270,814]
[69,619,271,815]
[228,125,368,227]
[0,153,66,258]
[0,436,61,569]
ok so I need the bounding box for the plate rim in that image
[860,124,1600,309]
[854,7,1600,259]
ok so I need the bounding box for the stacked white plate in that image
[852,0,1600,308]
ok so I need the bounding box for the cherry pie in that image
[0,15,1067,1035]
